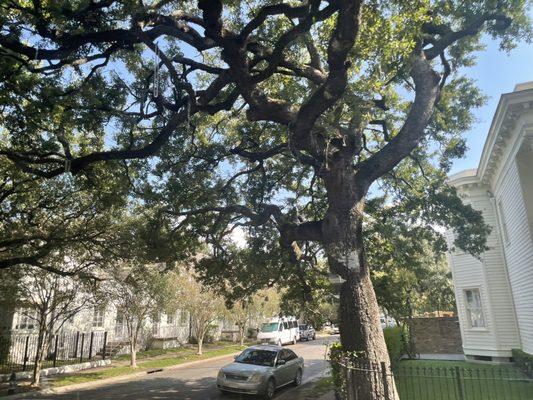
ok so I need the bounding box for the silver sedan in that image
[217,344,304,399]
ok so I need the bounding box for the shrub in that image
[383,326,404,368]
[327,329,405,399]
[247,327,258,339]
[512,348,533,377]
[328,342,348,400]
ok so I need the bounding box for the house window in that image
[464,289,485,328]
[92,307,105,328]
[115,310,124,325]
[167,313,174,325]
[16,309,37,330]
[497,200,510,243]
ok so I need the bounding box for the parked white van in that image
[257,316,299,346]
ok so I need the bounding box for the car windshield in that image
[299,324,308,330]
[261,322,279,332]
[235,349,277,367]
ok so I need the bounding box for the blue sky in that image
[450,37,533,174]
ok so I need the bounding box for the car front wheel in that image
[293,369,302,386]
[264,378,276,400]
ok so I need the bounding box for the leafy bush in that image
[189,334,215,344]
[327,329,405,399]
[328,342,349,400]
[512,349,533,377]
[328,342,382,400]
[247,327,258,339]
[383,326,404,368]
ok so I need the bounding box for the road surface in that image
[26,336,338,400]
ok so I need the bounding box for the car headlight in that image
[217,370,225,379]
[248,374,263,383]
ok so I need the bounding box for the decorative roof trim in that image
[450,86,533,188]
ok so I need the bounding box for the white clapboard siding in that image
[447,185,520,356]
[495,160,533,354]
[447,85,533,359]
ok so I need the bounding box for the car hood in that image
[222,362,272,375]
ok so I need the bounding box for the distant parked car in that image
[217,344,304,399]
[330,324,339,334]
[298,324,316,341]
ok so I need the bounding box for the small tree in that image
[1,265,98,386]
[176,271,225,355]
[229,289,280,347]
[107,264,179,368]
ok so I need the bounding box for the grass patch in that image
[289,376,334,399]
[394,359,533,400]
[114,340,242,361]
[51,344,246,388]
[51,366,138,387]
[309,376,335,396]
[114,346,192,361]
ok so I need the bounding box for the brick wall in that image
[411,317,463,354]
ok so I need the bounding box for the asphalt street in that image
[24,335,338,400]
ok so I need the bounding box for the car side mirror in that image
[233,355,238,360]
[277,359,286,366]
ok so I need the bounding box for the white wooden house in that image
[447,82,533,362]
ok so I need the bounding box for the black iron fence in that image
[0,331,108,375]
[333,359,533,400]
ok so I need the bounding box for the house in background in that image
[447,82,533,362]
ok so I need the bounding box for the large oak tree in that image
[1,1,531,398]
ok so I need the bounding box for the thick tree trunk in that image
[338,273,388,360]
[325,236,398,400]
[322,161,398,400]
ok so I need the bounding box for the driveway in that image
[22,336,338,400]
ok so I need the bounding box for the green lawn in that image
[51,343,246,388]
[394,360,533,400]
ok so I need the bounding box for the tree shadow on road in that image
[18,358,329,400]
[23,376,290,400]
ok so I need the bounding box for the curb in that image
[3,350,241,399]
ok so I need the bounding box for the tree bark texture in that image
[130,340,137,368]
[238,323,246,347]
[31,320,49,386]
[197,336,204,355]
